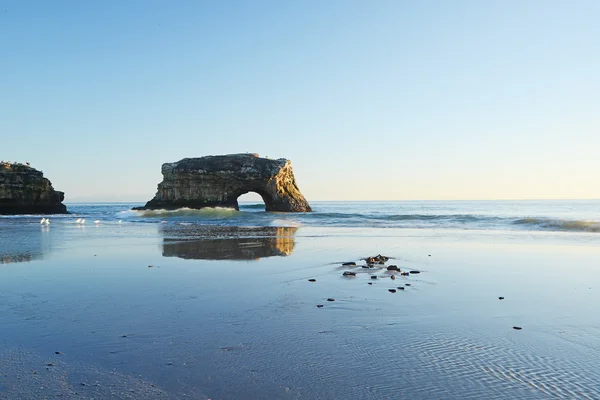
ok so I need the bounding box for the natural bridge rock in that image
[136,154,312,212]
[0,161,68,215]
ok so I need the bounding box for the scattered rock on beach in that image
[390,275,396,280]
[371,276,377,279]
[55,351,62,355]
[364,254,390,264]
[513,326,522,330]
[388,289,396,293]
[317,304,324,308]
[342,271,356,277]
[342,262,356,266]
[401,272,409,276]
[362,265,370,269]
[387,265,400,271]
[397,286,405,290]
[499,296,504,300]
[308,279,316,282]
[409,270,421,274]
[368,282,373,285]
[405,283,411,286]
[327,298,335,302]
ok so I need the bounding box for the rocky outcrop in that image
[136,154,312,212]
[0,162,68,215]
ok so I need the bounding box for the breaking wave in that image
[113,207,600,233]
[513,218,600,232]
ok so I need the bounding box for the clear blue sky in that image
[1,0,598,201]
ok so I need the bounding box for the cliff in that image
[0,162,68,215]
[136,153,312,212]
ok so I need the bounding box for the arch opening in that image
[237,191,268,212]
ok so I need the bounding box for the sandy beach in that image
[1,219,600,399]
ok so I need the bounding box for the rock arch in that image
[135,154,312,212]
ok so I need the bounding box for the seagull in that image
[118,220,122,224]
[40,218,46,224]
[94,220,100,224]
[44,218,50,225]
[80,219,86,224]
[75,218,82,223]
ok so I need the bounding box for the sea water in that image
[0,200,599,399]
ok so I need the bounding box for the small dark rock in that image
[409,270,421,274]
[342,262,356,266]
[405,283,411,286]
[513,326,522,330]
[397,286,405,290]
[368,282,373,285]
[371,276,377,279]
[46,363,55,366]
[327,298,335,302]
[387,265,400,271]
[167,362,173,366]
[362,265,370,269]
[401,272,409,276]
[317,304,324,308]
[498,296,504,300]
[428,254,431,257]
[308,279,316,282]
[388,289,396,293]
[81,383,87,386]
[342,271,356,276]
[55,351,62,355]
[390,275,396,280]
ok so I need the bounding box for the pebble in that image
[388,289,396,293]
[342,262,356,266]
[371,276,377,279]
[390,275,396,280]
[405,283,411,286]
[342,271,356,276]
[387,265,400,271]
[397,287,405,290]
[368,282,373,285]
[46,363,55,367]
[409,270,421,274]
[55,351,62,355]
[327,298,335,302]
[498,296,504,300]
[317,304,324,308]
[308,279,316,282]
[167,362,173,365]
[513,326,522,330]
[361,265,370,269]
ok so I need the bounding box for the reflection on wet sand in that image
[0,226,46,264]
[161,226,297,260]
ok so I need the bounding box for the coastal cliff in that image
[136,153,312,212]
[0,162,68,215]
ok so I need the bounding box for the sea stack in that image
[0,161,68,215]
[135,153,312,212]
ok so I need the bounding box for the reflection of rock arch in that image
[161,226,297,260]
[135,154,311,212]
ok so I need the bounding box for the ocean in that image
[1,200,599,399]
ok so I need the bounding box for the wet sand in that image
[1,225,600,399]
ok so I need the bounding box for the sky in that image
[1,0,599,202]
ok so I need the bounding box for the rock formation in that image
[0,162,68,215]
[136,154,312,212]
